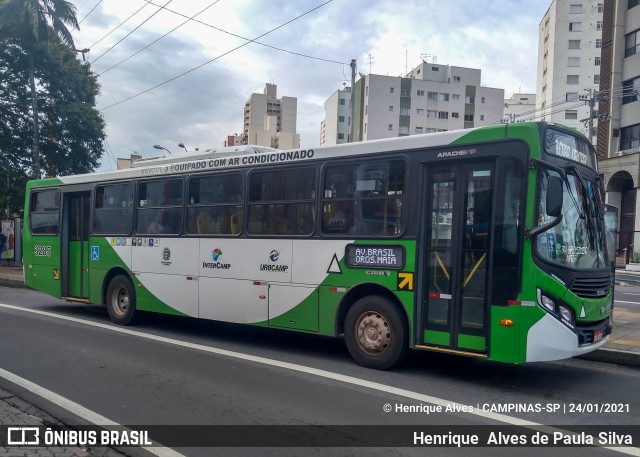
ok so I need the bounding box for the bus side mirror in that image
[546,176,563,218]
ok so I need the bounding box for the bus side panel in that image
[23,235,61,298]
[88,236,132,305]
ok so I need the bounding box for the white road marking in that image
[0,366,184,457]
[1,302,639,455]
[615,300,640,305]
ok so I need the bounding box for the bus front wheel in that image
[106,275,138,325]
[344,296,408,370]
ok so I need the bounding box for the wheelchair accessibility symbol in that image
[91,246,100,261]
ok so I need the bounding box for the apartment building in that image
[504,93,537,123]
[321,62,503,146]
[320,87,351,146]
[595,0,640,264]
[536,0,604,142]
[239,83,300,149]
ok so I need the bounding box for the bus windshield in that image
[536,168,607,269]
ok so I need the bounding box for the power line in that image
[98,0,222,76]
[100,0,334,111]
[141,0,347,66]
[73,0,102,31]
[90,0,174,65]
[87,2,152,50]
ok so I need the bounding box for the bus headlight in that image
[537,289,556,312]
[558,305,575,328]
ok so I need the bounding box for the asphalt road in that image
[0,285,639,457]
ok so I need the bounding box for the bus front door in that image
[62,192,91,300]
[420,162,494,355]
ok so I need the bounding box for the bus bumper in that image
[526,314,611,362]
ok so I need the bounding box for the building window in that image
[338,115,345,122]
[365,86,368,96]
[453,76,461,82]
[481,97,485,103]
[389,105,394,112]
[598,3,604,12]
[400,107,410,116]
[465,95,475,104]
[621,123,640,150]
[452,94,460,100]
[432,66,439,71]
[623,76,640,104]
[390,87,394,93]
[399,125,409,134]
[438,93,450,101]
[569,4,582,13]
[417,90,425,96]
[594,74,600,84]
[596,38,602,48]
[388,124,393,130]
[438,111,448,119]
[464,114,474,122]
[597,21,603,31]
[569,22,582,31]
[566,92,579,101]
[567,75,580,84]
[426,128,437,133]
[630,0,640,9]
[428,91,438,100]
[565,110,578,119]
[427,110,438,118]
[339,98,346,105]
[569,39,581,49]
[595,56,601,66]
[451,112,459,118]
[480,114,485,121]
[415,126,423,133]
[416,108,424,115]
[337,133,344,140]
[568,56,580,66]
[626,29,640,57]
[400,89,410,97]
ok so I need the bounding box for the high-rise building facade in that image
[321,62,504,146]
[320,87,351,146]
[240,83,300,149]
[536,0,604,142]
[595,0,640,265]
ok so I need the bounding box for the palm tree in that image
[0,0,79,179]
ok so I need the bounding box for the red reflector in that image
[254,281,262,286]
[429,292,440,298]
[328,287,338,292]
[130,272,136,276]
[507,300,521,306]
[186,276,193,281]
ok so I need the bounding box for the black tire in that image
[106,275,138,325]
[344,296,408,370]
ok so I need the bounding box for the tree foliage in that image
[0,37,105,215]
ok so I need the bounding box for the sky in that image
[68,0,552,171]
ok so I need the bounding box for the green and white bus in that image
[22,122,612,369]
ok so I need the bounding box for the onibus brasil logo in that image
[202,248,231,269]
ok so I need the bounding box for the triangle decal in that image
[580,305,586,318]
[327,253,343,274]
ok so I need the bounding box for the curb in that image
[577,348,640,367]
[0,277,23,288]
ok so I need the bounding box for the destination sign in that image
[544,128,596,169]
[345,244,405,270]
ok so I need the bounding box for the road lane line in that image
[0,368,184,457]
[1,302,639,455]
[615,300,640,305]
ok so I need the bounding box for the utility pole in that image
[579,88,597,144]
[350,59,356,143]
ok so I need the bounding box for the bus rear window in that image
[30,189,60,235]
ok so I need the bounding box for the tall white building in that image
[536,0,604,142]
[503,93,537,123]
[321,62,504,145]
[241,83,300,149]
[320,87,351,146]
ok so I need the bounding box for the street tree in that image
[0,38,105,216]
[0,0,79,179]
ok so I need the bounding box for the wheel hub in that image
[356,312,391,354]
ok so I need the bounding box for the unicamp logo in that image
[203,248,231,270]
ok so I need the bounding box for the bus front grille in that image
[569,276,611,298]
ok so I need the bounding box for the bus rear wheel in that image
[106,275,138,325]
[344,296,408,370]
